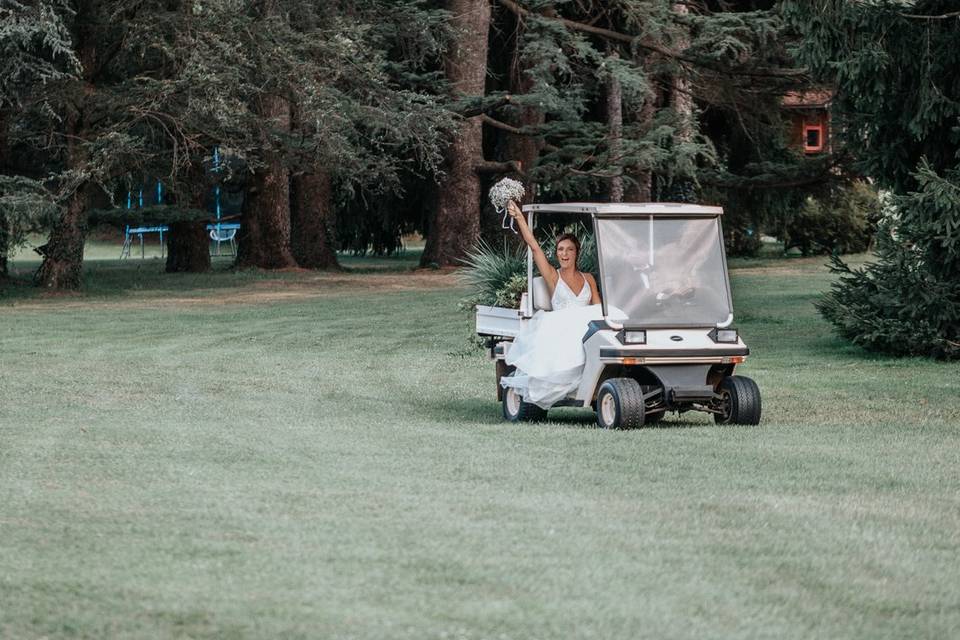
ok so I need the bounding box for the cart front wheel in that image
[502,387,547,422]
[714,375,762,425]
[596,378,645,429]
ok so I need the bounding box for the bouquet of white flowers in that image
[488,178,526,233]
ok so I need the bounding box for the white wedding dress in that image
[500,275,602,409]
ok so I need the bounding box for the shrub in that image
[723,221,763,257]
[817,163,960,359]
[459,238,525,308]
[785,181,880,256]
[494,273,528,308]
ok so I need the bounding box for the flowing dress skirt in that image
[500,303,611,408]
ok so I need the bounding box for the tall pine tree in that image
[784,0,960,358]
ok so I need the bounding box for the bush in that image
[459,238,525,308]
[785,181,880,256]
[494,273,528,308]
[723,221,763,257]
[817,164,960,359]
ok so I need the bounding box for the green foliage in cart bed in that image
[459,225,598,309]
[818,163,960,359]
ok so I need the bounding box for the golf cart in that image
[475,202,761,428]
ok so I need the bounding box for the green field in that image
[1,249,958,639]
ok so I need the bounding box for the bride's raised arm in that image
[506,200,558,290]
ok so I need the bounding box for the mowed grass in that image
[1,250,959,639]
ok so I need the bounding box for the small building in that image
[783,89,832,155]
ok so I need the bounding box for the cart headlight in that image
[710,328,739,343]
[618,329,646,345]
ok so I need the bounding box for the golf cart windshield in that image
[595,216,732,326]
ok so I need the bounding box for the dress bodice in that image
[551,273,591,310]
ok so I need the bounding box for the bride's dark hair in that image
[555,233,581,266]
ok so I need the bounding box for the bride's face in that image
[556,239,578,269]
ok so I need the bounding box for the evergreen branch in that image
[455,94,514,117]
[569,167,623,179]
[480,115,558,151]
[900,11,960,20]
[700,168,837,190]
[497,0,806,79]
[481,114,522,135]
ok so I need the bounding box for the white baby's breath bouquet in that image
[489,178,526,232]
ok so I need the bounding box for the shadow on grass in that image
[545,409,716,430]
[2,257,276,298]
[432,398,719,431]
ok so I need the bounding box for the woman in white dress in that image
[499,200,604,408]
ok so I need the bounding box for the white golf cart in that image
[476,202,761,428]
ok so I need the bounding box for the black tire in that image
[595,378,645,429]
[714,375,762,425]
[502,386,548,422]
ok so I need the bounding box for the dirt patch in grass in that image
[1,270,462,312]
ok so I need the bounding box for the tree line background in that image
[1,0,849,283]
[1,0,958,358]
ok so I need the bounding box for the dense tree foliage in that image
[0,0,79,279]
[783,0,960,358]
[465,0,833,260]
[0,0,453,284]
[1,1,886,287]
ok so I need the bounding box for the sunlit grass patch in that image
[0,253,958,639]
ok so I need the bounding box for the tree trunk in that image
[0,215,8,280]
[606,52,624,203]
[35,183,87,289]
[289,99,339,270]
[36,23,96,291]
[504,21,543,201]
[166,221,211,272]
[36,104,88,290]
[291,171,340,269]
[420,0,491,267]
[670,3,694,144]
[0,109,9,279]
[666,3,697,203]
[625,96,656,202]
[163,206,213,273]
[236,93,296,269]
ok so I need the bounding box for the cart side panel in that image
[476,305,524,338]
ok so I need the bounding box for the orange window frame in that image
[803,121,825,153]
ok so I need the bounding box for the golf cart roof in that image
[523,202,723,217]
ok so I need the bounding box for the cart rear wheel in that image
[714,375,761,425]
[502,386,547,422]
[596,378,645,429]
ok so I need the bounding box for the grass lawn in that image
[1,246,958,639]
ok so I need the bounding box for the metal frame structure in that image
[521,202,734,328]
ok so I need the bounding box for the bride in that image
[500,200,605,409]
